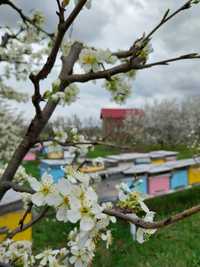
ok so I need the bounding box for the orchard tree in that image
[0,103,25,161]
[1,0,200,266]
[123,98,200,149]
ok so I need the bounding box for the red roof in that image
[100,108,144,119]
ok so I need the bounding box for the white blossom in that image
[68,201,102,231]
[0,240,34,267]
[101,230,112,248]
[104,74,133,103]
[53,178,80,222]
[36,249,59,266]
[136,212,157,244]
[53,126,68,143]
[28,173,58,206]
[79,48,101,73]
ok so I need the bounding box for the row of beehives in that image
[95,158,200,202]
[39,150,179,183]
[120,158,200,196]
[24,142,73,161]
[103,150,179,168]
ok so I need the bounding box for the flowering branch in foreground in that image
[0,0,200,266]
[1,0,200,197]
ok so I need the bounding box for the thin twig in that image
[32,0,87,82]
[144,0,193,42]
[36,138,132,150]
[113,0,195,60]
[0,0,53,38]
[18,203,33,230]
[56,0,65,23]
[7,207,49,239]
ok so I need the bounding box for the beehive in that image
[166,160,190,190]
[123,165,150,194]
[148,165,171,195]
[149,152,166,165]
[40,159,71,183]
[42,142,64,159]
[188,158,200,185]
[79,160,104,173]
[0,190,32,241]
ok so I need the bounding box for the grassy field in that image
[87,145,120,158]
[87,144,196,160]
[32,186,200,267]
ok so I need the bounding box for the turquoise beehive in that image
[40,159,71,183]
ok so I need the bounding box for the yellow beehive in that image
[188,165,200,185]
[48,151,64,159]
[0,190,32,241]
[150,151,167,165]
[43,141,64,159]
[151,158,166,165]
[0,211,32,241]
[79,159,104,174]
[80,165,105,173]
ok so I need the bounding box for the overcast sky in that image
[1,0,200,121]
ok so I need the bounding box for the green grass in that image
[93,187,200,267]
[87,145,120,158]
[137,144,195,160]
[23,160,40,178]
[32,185,200,267]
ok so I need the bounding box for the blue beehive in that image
[166,160,190,190]
[40,159,71,183]
[170,169,188,190]
[123,165,150,194]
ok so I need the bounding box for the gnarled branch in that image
[104,204,200,229]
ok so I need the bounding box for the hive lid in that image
[103,157,119,163]
[148,164,172,174]
[107,153,150,162]
[149,151,167,159]
[164,159,194,169]
[151,150,178,156]
[97,163,132,175]
[41,158,72,165]
[0,189,21,206]
[123,164,151,175]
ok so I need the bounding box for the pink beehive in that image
[149,174,170,196]
[23,150,36,161]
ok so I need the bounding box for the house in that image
[100,108,144,138]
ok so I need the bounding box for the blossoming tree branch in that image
[0,0,200,266]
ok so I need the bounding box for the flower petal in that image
[67,209,81,223]
[56,178,71,195]
[56,206,69,222]
[32,192,45,206]
[80,216,95,231]
[28,177,41,191]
